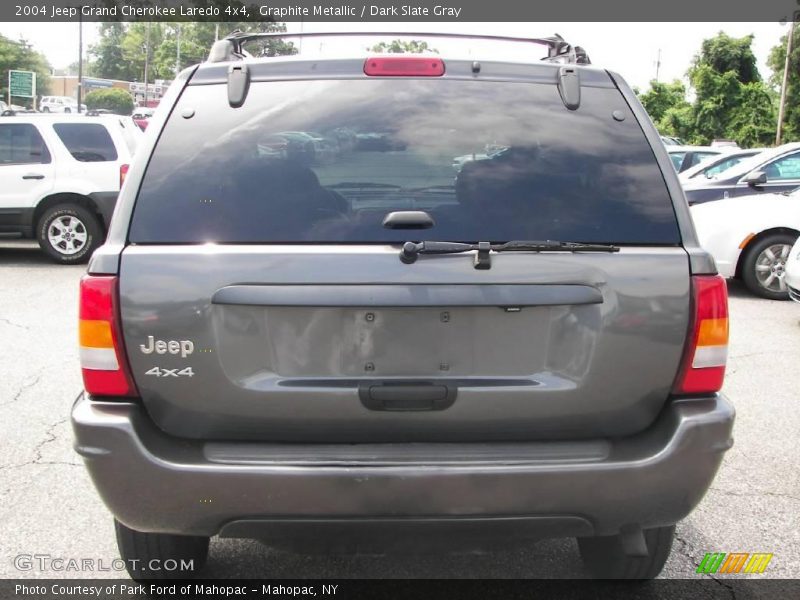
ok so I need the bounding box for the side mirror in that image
[743,170,768,186]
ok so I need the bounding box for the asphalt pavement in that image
[0,239,797,581]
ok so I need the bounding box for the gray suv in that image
[72,32,734,580]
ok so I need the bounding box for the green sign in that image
[9,70,36,98]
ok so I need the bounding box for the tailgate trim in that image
[211,284,603,307]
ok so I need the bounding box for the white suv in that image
[0,113,141,263]
[40,96,86,113]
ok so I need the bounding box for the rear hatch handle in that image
[359,381,457,411]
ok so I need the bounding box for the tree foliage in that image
[87,21,296,82]
[369,40,438,54]
[637,32,777,148]
[84,88,135,114]
[0,34,51,108]
[638,80,690,124]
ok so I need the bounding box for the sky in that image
[0,21,789,90]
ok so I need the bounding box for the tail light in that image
[672,275,729,394]
[79,275,138,397]
[119,163,129,188]
[364,57,445,77]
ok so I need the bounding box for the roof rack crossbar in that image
[207,31,590,65]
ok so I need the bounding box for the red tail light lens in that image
[672,275,729,395]
[79,275,138,397]
[120,163,129,188]
[364,57,445,77]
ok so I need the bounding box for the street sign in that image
[8,70,36,98]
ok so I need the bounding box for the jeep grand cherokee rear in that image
[72,35,734,580]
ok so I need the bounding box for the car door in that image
[0,123,55,234]
[732,151,800,198]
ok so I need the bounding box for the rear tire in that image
[114,519,209,581]
[578,525,675,579]
[741,233,797,300]
[36,203,102,264]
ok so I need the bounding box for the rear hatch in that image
[119,60,690,442]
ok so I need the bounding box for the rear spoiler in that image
[207,31,591,66]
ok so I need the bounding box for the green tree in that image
[84,88,135,114]
[0,34,51,108]
[90,21,296,82]
[692,32,760,84]
[638,79,690,124]
[767,26,800,142]
[687,32,775,146]
[369,40,438,54]
[89,23,135,81]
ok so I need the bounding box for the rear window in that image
[129,78,680,245]
[53,123,118,162]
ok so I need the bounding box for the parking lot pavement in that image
[1,239,798,580]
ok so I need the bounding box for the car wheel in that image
[36,203,102,264]
[741,233,798,300]
[577,525,675,579]
[64,107,71,113]
[115,520,209,581]
[42,107,50,113]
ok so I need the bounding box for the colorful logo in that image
[697,552,773,574]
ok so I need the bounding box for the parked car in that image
[679,148,766,183]
[691,187,800,299]
[660,135,684,146]
[0,113,141,263]
[271,132,317,164]
[784,235,800,302]
[452,144,509,172]
[73,32,734,581]
[666,145,724,172]
[710,139,739,148]
[684,142,800,205]
[131,107,155,131]
[39,95,86,113]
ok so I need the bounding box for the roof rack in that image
[207,31,591,65]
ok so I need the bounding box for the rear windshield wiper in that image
[400,240,620,269]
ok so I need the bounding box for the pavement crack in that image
[0,317,29,330]
[709,487,800,503]
[0,418,71,471]
[0,371,44,408]
[32,417,69,464]
[673,532,736,598]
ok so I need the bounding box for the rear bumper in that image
[72,393,734,540]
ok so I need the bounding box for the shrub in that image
[84,88,134,115]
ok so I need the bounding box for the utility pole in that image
[143,22,151,107]
[175,24,181,75]
[777,18,796,146]
[77,11,83,112]
[655,48,661,82]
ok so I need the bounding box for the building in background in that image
[47,76,169,108]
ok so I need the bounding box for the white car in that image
[667,145,724,173]
[691,187,800,299]
[40,95,86,113]
[785,236,800,302]
[679,148,765,183]
[0,113,141,263]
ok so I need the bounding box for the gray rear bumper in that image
[72,393,734,540]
